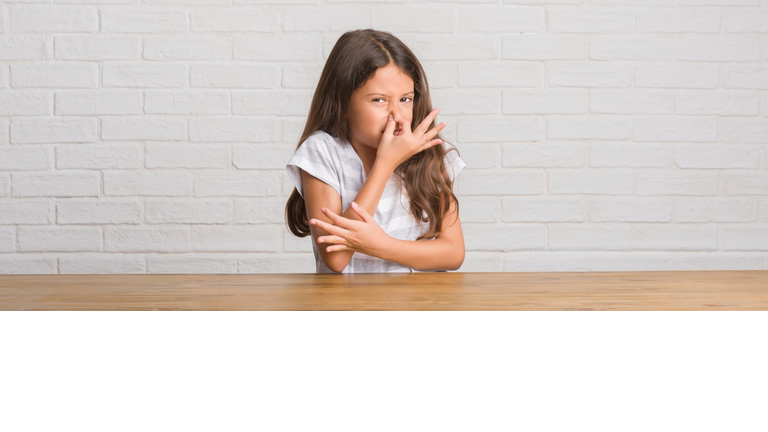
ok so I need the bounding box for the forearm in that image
[378,236,465,272]
[342,161,392,222]
[322,161,394,272]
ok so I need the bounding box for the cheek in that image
[350,112,377,134]
[404,108,414,123]
[363,112,381,129]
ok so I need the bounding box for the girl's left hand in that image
[309,201,392,257]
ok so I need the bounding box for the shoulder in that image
[440,141,466,180]
[292,130,344,165]
[299,130,336,153]
[442,142,460,162]
[286,130,344,197]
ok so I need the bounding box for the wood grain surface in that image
[1,271,767,310]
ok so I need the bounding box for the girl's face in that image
[347,63,414,152]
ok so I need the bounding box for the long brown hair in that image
[285,29,460,241]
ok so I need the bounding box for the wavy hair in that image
[285,29,460,241]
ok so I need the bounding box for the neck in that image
[349,139,378,177]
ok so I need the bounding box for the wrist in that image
[371,158,396,175]
[373,234,399,262]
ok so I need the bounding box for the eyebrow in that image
[366,91,415,97]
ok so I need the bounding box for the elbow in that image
[445,248,465,271]
[322,255,349,274]
[452,250,465,271]
[454,242,466,270]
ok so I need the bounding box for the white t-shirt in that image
[285,129,466,273]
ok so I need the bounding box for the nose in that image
[381,103,405,134]
[389,105,402,126]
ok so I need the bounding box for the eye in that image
[372,97,413,103]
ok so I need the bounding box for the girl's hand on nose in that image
[376,107,447,172]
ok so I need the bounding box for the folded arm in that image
[301,162,393,273]
[309,191,465,272]
[377,195,464,271]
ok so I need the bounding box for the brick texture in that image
[1,1,766,274]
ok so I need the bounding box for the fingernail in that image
[388,114,393,120]
[352,202,358,208]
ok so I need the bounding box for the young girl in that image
[284,29,466,273]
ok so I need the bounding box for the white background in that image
[2,312,767,432]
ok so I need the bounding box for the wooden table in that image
[1,271,767,310]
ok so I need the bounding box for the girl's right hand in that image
[376,107,447,171]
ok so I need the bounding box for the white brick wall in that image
[1,0,767,274]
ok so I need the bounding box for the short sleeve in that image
[443,143,466,182]
[285,132,342,198]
